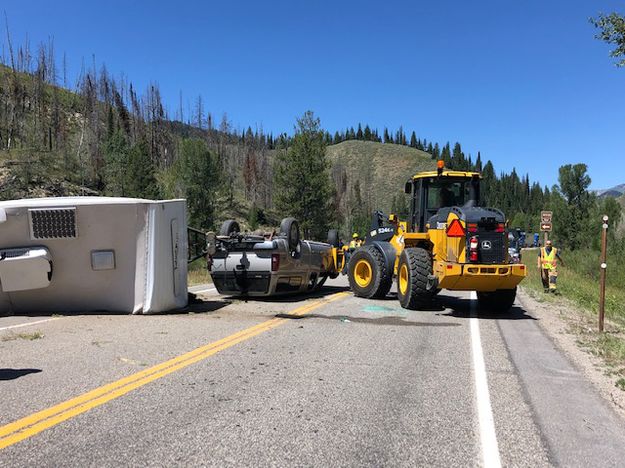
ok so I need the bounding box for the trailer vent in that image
[29,208,77,239]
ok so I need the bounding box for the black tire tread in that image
[219,219,240,236]
[348,245,393,299]
[280,217,300,251]
[398,247,434,310]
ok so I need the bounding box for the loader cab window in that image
[411,177,480,232]
[427,181,467,210]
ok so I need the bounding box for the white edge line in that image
[470,290,502,468]
[0,317,60,332]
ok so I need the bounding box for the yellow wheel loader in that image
[346,161,527,312]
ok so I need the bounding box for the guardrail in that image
[187,227,207,263]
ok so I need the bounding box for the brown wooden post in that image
[598,215,609,332]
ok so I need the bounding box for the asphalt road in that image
[1,277,624,467]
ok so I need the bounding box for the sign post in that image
[599,215,609,332]
[540,211,552,245]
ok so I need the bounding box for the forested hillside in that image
[0,38,621,250]
[326,141,434,233]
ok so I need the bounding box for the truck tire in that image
[280,217,300,251]
[477,288,517,313]
[219,219,240,236]
[397,247,434,310]
[327,229,340,248]
[348,245,392,299]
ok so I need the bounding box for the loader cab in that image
[404,169,481,232]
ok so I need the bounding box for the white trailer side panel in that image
[0,197,188,315]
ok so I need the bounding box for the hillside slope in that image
[326,140,434,222]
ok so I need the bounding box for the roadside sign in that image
[540,222,552,232]
[541,211,552,223]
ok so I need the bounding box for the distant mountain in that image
[595,183,625,198]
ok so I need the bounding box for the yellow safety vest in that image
[349,240,358,249]
[541,247,557,270]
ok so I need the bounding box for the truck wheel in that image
[477,288,517,313]
[348,245,392,299]
[280,217,300,251]
[327,229,340,248]
[397,247,434,310]
[219,219,240,236]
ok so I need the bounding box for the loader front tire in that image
[397,247,435,310]
[348,246,392,299]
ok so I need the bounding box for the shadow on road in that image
[0,368,42,381]
[437,294,537,320]
[342,291,447,312]
[166,299,232,315]
[222,285,351,304]
[8,296,232,318]
[275,313,460,327]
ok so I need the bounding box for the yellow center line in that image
[0,291,349,450]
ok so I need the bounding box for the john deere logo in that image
[481,240,492,250]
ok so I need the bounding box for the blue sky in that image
[3,0,624,189]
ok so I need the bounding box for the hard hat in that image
[352,233,359,238]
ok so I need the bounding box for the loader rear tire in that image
[348,246,392,299]
[397,247,435,310]
[477,288,517,313]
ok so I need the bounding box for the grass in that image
[521,247,625,326]
[188,258,212,286]
[521,247,625,388]
[1,331,44,342]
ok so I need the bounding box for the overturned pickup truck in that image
[206,218,344,297]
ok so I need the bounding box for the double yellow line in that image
[0,292,348,450]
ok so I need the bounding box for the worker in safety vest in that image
[349,233,360,250]
[537,239,564,293]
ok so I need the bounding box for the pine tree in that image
[274,111,332,239]
[103,130,129,196]
[481,161,496,206]
[125,140,159,199]
[174,138,220,229]
[409,131,417,148]
[431,143,439,160]
[475,151,483,171]
[452,142,466,169]
[441,143,452,166]
[356,123,363,140]
[364,125,372,141]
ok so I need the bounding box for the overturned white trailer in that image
[0,197,188,314]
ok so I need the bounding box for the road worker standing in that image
[349,233,360,250]
[538,239,564,293]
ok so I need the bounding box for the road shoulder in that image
[517,288,625,419]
